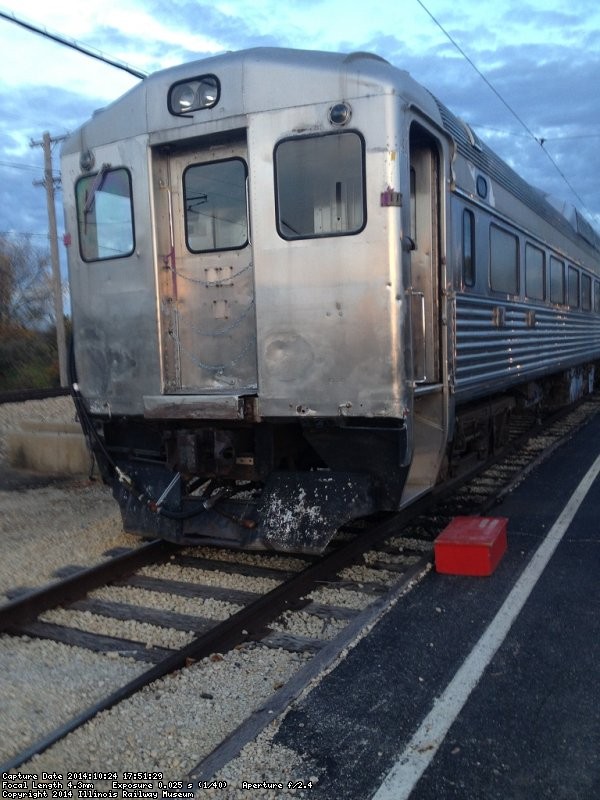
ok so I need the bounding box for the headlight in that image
[168,75,220,115]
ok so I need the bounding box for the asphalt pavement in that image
[274,411,600,800]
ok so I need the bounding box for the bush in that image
[0,323,61,391]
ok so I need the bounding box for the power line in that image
[415,0,538,140]
[472,125,600,143]
[415,0,590,212]
[540,134,600,142]
[0,9,147,79]
[0,159,44,172]
[470,125,531,139]
[0,230,50,238]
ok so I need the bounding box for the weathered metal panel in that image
[62,140,162,416]
[63,57,422,422]
[143,394,243,419]
[248,95,408,419]
[154,141,258,395]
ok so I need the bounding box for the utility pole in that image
[31,131,69,387]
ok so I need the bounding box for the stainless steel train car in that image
[61,47,600,553]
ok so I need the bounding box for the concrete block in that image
[7,421,94,476]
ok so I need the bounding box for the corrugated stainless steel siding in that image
[454,293,600,398]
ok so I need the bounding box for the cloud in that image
[1,0,600,242]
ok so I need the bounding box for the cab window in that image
[275,131,366,239]
[76,167,134,261]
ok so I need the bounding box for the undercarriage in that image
[93,417,410,554]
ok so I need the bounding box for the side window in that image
[568,266,579,308]
[410,167,417,243]
[183,158,248,252]
[582,273,592,311]
[275,131,366,239]
[490,224,518,294]
[76,167,134,261]
[550,256,565,304]
[595,280,600,313]
[525,243,545,300]
[462,209,475,286]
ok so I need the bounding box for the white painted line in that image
[372,452,600,800]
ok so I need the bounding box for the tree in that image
[0,234,54,328]
[0,249,12,326]
[0,234,60,390]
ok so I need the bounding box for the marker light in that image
[168,75,220,115]
[328,102,352,126]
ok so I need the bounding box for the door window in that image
[183,158,248,252]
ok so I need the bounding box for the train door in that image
[402,124,448,504]
[156,139,257,395]
[409,135,441,384]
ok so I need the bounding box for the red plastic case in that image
[434,516,508,576]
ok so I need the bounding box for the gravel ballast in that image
[0,396,141,602]
[0,398,326,793]
[0,397,421,797]
[17,645,315,787]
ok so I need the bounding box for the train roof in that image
[62,47,438,151]
[433,96,600,255]
[62,46,599,257]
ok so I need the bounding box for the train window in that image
[582,273,592,311]
[76,167,134,262]
[275,131,366,239]
[462,209,475,286]
[410,168,417,242]
[568,266,580,308]
[525,243,545,300]
[490,225,518,295]
[183,158,248,252]
[550,256,565,304]
[595,280,600,313]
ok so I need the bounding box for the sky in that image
[1,0,600,267]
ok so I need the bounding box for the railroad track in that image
[0,521,431,774]
[0,394,598,783]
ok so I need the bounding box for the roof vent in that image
[343,51,390,65]
[460,119,483,151]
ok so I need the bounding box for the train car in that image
[61,47,600,553]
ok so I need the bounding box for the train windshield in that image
[275,131,365,239]
[76,167,134,261]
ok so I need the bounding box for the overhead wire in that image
[1,3,594,216]
[473,126,600,142]
[0,9,147,79]
[0,159,44,172]
[414,0,590,213]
